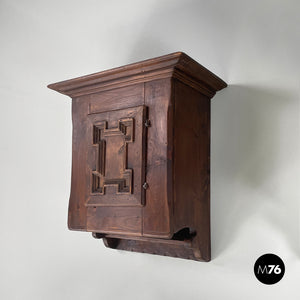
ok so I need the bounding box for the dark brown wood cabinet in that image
[48,52,226,261]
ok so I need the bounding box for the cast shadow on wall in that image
[116,0,300,262]
[211,84,299,259]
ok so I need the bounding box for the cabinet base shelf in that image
[97,234,207,261]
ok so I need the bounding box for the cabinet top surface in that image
[48,52,227,98]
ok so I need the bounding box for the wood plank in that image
[143,78,173,238]
[173,79,211,261]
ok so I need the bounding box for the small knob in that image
[144,119,151,127]
[142,182,149,190]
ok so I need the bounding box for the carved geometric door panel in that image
[86,105,146,207]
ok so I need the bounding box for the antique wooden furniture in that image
[48,52,226,261]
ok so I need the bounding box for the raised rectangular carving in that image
[91,118,133,195]
[86,106,146,207]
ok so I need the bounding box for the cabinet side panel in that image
[143,79,173,238]
[68,98,89,230]
[173,79,211,260]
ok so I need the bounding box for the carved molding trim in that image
[91,118,134,195]
[47,52,227,97]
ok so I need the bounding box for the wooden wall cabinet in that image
[48,52,226,261]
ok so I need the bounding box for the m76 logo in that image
[254,254,285,284]
[257,265,282,274]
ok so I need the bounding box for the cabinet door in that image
[85,106,146,235]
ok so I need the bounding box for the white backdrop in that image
[0,0,299,299]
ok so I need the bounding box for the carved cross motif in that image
[92,118,134,195]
